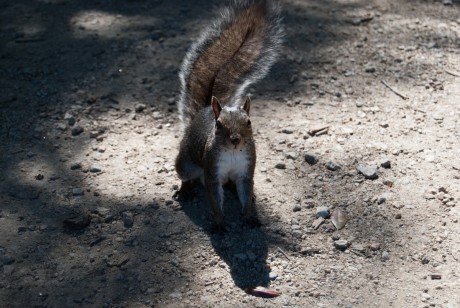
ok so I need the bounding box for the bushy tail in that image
[178,0,283,125]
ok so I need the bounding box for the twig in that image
[445,69,460,77]
[276,246,291,261]
[381,80,408,100]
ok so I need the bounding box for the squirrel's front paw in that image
[174,181,195,200]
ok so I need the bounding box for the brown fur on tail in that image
[178,0,283,125]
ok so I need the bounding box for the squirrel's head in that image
[211,96,253,150]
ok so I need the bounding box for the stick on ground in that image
[381,80,408,100]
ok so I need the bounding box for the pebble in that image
[304,153,318,165]
[72,188,84,196]
[292,205,301,212]
[285,152,298,160]
[355,101,364,107]
[356,164,378,179]
[421,293,431,301]
[71,124,84,136]
[269,272,278,280]
[325,161,341,171]
[282,128,294,134]
[70,162,82,170]
[55,123,67,131]
[380,159,391,169]
[64,112,76,126]
[316,206,330,219]
[421,255,430,264]
[2,255,15,265]
[381,251,390,261]
[334,240,349,251]
[275,162,286,169]
[134,103,147,113]
[383,179,395,187]
[90,165,102,173]
[122,211,134,228]
[364,64,376,73]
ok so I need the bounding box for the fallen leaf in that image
[245,286,281,298]
[331,208,348,230]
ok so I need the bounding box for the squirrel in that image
[175,0,283,228]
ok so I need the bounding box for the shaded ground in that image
[1,0,459,307]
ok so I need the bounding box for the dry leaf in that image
[245,286,281,298]
[331,208,348,230]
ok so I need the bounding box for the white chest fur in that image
[216,148,250,184]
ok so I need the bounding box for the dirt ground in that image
[1,0,459,307]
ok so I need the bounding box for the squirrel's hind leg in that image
[175,155,203,200]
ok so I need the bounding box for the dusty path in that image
[1,0,459,307]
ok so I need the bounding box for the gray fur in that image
[178,0,284,125]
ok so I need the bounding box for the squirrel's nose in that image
[230,135,241,145]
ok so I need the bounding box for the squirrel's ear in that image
[211,96,222,119]
[243,96,251,115]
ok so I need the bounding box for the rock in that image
[300,247,321,255]
[395,213,402,219]
[376,196,386,204]
[269,272,278,280]
[282,128,294,134]
[421,293,431,301]
[381,251,390,261]
[71,124,84,136]
[72,188,84,196]
[64,112,76,126]
[134,103,147,113]
[70,162,82,170]
[356,164,378,179]
[2,255,15,265]
[325,161,341,171]
[442,0,452,5]
[421,255,430,264]
[380,159,391,169]
[369,242,381,251]
[304,153,319,165]
[364,64,376,73]
[355,101,364,107]
[275,162,286,169]
[316,206,330,219]
[55,123,67,131]
[285,152,298,160]
[383,179,394,187]
[292,204,301,212]
[122,211,134,228]
[334,240,349,251]
[89,165,102,173]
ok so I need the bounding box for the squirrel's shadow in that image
[177,183,270,289]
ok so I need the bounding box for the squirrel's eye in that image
[216,120,222,129]
[247,120,251,127]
